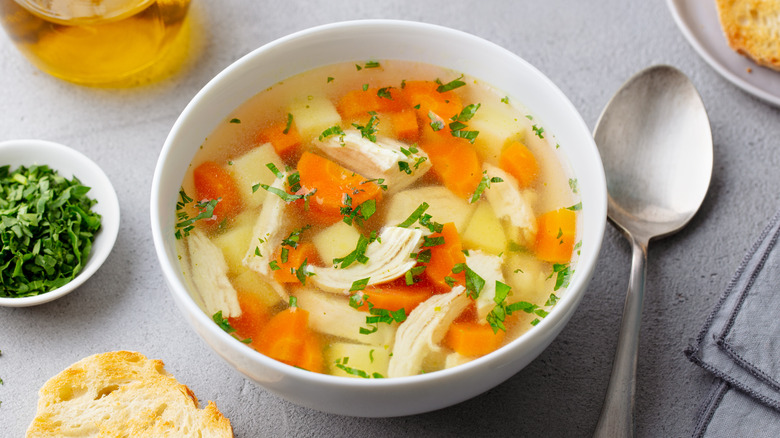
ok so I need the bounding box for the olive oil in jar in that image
[0,0,191,86]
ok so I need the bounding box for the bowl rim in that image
[0,139,120,307]
[151,18,606,389]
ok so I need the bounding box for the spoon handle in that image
[593,237,648,438]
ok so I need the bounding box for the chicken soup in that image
[174,60,581,378]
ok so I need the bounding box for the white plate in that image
[0,140,120,307]
[667,0,780,106]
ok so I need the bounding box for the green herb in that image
[362,83,369,91]
[422,235,445,248]
[550,263,573,291]
[436,75,465,92]
[266,162,284,179]
[501,96,510,104]
[281,225,310,249]
[229,118,241,124]
[333,234,370,268]
[362,177,388,191]
[0,165,101,297]
[567,202,582,211]
[257,184,305,203]
[293,258,312,285]
[175,191,217,239]
[319,125,345,141]
[352,113,380,142]
[428,111,444,131]
[469,171,503,203]
[532,124,545,139]
[341,197,376,226]
[350,277,370,292]
[283,113,293,134]
[464,265,485,299]
[334,357,384,378]
[268,260,280,271]
[327,76,334,83]
[213,311,251,344]
[289,295,298,308]
[397,202,429,228]
[525,115,534,120]
[569,178,579,194]
[377,87,393,100]
[364,60,381,69]
[545,293,559,307]
[451,103,480,122]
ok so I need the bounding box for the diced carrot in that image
[389,109,419,142]
[228,288,270,346]
[444,320,506,357]
[358,279,435,313]
[337,87,407,119]
[192,160,243,226]
[499,141,539,188]
[399,80,463,122]
[535,208,577,263]
[297,152,382,225]
[257,120,302,161]
[424,222,467,292]
[420,137,482,199]
[272,241,320,284]
[255,307,323,373]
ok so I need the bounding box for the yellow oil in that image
[0,0,192,86]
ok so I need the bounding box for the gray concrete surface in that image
[1,1,779,437]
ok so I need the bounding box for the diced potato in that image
[461,201,507,255]
[231,268,284,308]
[384,186,475,232]
[211,212,256,276]
[469,100,525,163]
[312,221,361,265]
[504,252,552,306]
[228,144,284,210]
[289,95,342,142]
[296,288,396,347]
[325,342,391,378]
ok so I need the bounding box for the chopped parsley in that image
[569,178,579,194]
[532,124,545,139]
[352,113,379,142]
[319,125,345,141]
[283,113,293,134]
[428,111,445,131]
[549,263,574,291]
[229,118,241,124]
[333,234,370,268]
[334,357,384,379]
[377,87,393,100]
[436,75,465,92]
[340,196,376,226]
[213,311,251,344]
[469,171,503,203]
[175,190,217,239]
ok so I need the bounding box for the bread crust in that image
[25,351,233,438]
[715,0,780,71]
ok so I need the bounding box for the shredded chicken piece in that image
[483,163,537,247]
[241,173,289,301]
[307,226,423,294]
[388,286,470,377]
[295,288,396,347]
[313,129,431,194]
[187,230,241,318]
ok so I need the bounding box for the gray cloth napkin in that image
[685,210,780,437]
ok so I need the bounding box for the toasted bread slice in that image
[715,0,780,71]
[26,351,233,438]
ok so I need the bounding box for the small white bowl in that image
[151,20,607,417]
[0,139,120,307]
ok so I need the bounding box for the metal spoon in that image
[592,65,712,437]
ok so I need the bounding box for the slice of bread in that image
[26,351,233,438]
[715,0,780,71]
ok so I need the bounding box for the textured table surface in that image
[2,1,779,437]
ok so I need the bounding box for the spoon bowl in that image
[593,65,712,436]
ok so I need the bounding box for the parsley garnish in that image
[283,113,293,134]
[469,171,503,203]
[567,202,582,211]
[501,96,510,104]
[569,178,579,194]
[428,111,444,131]
[229,118,241,124]
[334,357,384,379]
[549,263,574,291]
[341,197,377,226]
[175,191,217,239]
[436,75,465,92]
[377,87,393,100]
[319,125,345,141]
[352,113,380,142]
[333,234,370,268]
[532,124,545,139]
[213,311,251,344]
